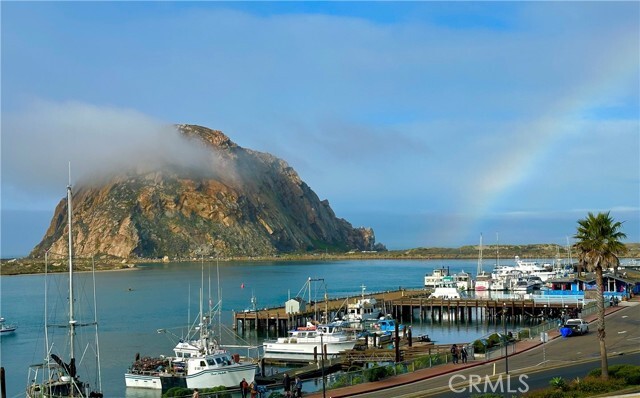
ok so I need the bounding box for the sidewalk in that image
[305,296,639,398]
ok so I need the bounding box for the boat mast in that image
[496,232,500,268]
[67,180,76,362]
[477,233,483,275]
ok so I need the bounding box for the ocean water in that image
[0,259,543,398]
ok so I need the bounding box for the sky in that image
[1,2,639,257]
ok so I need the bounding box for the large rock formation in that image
[30,125,384,259]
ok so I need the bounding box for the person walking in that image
[250,381,258,398]
[450,344,459,364]
[294,376,303,397]
[192,388,200,398]
[283,373,291,397]
[240,378,249,398]
[461,346,468,363]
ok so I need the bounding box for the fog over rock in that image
[30,125,384,259]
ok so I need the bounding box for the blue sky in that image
[1,2,639,257]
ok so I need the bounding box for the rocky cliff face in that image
[31,125,384,259]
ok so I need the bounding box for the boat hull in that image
[125,363,257,390]
[263,341,356,361]
[124,372,164,390]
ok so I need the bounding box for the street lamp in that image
[503,303,509,375]
[320,332,326,398]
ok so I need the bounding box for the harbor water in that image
[1,259,551,398]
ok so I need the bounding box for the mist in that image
[2,100,217,208]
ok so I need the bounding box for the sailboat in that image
[26,183,103,398]
[474,234,492,291]
[124,262,258,390]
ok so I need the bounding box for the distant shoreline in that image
[1,242,638,276]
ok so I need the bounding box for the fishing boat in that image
[26,183,103,398]
[125,267,257,390]
[0,317,16,333]
[263,322,357,361]
[344,284,383,323]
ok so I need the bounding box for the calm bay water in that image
[0,259,541,398]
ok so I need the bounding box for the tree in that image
[573,212,627,380]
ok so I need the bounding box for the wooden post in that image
[394,321,400,363]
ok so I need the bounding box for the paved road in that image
[344,303,640,398]
[426,352,640,398]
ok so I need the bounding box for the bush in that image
[413,355,432,369]
[587,363,640,385]
[549,377,567,391]
[364,365,389,382]
[473,339,487,354]
[570,375,626,394]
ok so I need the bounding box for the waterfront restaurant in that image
[549,271,640,298]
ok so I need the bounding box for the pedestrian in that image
[250,381,257,398]
[461,346,468,364]
[610,296,614,307]
[240,378,249,398]
[283,373,291,397]
[192,388,200,398]
[294,376,302,397]
[450,344,458,364]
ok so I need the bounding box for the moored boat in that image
[0,317,16,333]
[344,284,383,323]
[26,182,103,398]
[263,322,357,361]
[125,277,257,390]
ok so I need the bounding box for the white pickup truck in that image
[562,319,589,335]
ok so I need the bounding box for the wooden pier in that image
[234,289,585,334]
[390,297,585,323]
[233,289,427,334]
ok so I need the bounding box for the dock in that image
[391,296,588,323]
[233,289,426,334]
[234,289,588,334]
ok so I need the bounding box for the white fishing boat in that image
[344,284,383,323]
[0,317,16,333]
[454,271,474,291]
[424,267,455,289]
[263,322,357,361]
[512,278,535,293]
[26,182,103,398]
[125,266,257,390]
[475,272,493,291]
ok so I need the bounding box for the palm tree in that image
[573,212,627,380]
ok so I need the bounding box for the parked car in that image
[562,318,589,335]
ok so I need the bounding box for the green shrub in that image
[413,355,432,369]
[473,339,487,354]
[610,364,640,385]
[487,333,502,347]
[587,363,640,385]
[549,377,567,390]
[571,375,626,394]
[518,329,531,339]
[329,374,352,389]
[268,392,285,398]
[364,365,389,382]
